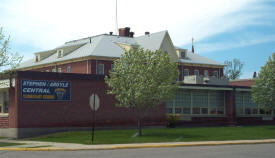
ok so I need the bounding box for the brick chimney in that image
[119,27,132,37]
[129,32,134,37]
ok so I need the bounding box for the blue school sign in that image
[21,80,71,101]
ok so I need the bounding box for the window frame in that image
[67,66,71,73]
[184,69,189,76]
[194,69,199,76]
[97,63,104,75]
[57,49,63,58]
[57,68,62,73]
[204,70,208,77]
[166,90,225,117]
[213,71,218,78]
[0,89,9,114]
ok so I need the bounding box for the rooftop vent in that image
[109,32,113,35]
[145,32,150,35]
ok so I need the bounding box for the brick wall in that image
[229,79,255,87]
[34,60,91,74]
[0,117,8,128]
[16,71,165,128]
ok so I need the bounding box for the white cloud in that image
[0,0,273,56]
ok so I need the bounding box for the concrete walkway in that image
[0,138,275,151]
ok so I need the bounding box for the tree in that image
[105,47,179,136]
[252,53,275,110]
[0,27,23,73]
[224,58,244,80]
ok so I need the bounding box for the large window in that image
[235,92,274,116]
[204,70,208,77]
[184,69,189,76]
[213,71,218,78]
[194,70,199,76]
[97,64,104,75]
[166,90,225,116]
[0,90,9,114]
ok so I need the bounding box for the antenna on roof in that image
[115,0,119,35]
[192,37,195,53]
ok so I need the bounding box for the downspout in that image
[95,60,98,74]
[86,60,89,74]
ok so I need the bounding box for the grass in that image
[0,142,23,147]
[26,126,275,145]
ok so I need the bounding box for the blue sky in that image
[1,0,275,78]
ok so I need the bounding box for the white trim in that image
[235,88,251,91]
[179,86,233,91]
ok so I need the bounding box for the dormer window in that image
[179,49,187,59]
[35,55,40,62]
[180,51,186,59]
[57,49,63,58]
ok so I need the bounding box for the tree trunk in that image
[138,118,142,136]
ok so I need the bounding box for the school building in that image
[0,27,274,138]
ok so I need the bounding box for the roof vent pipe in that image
[89,37,91,43]
[145,32,150,35]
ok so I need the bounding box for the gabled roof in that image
[18,30,224,69]
[18,31,167,69]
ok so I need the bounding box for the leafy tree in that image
[0,27,23,73]
[224,58,244,80]
[105,47,179,136]
[252,53,275,110]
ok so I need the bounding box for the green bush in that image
[166,114,180,128]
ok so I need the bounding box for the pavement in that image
[0,138,275,151]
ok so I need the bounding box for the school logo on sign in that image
[21,80,71,101]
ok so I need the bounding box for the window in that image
[180,51,186,59]
[45,70,49,72]
[67,66,71,73]
[204,70,208,77]
[184,69,189,76]
[35,55,40,62]
[194,69,199,76]
[213,71,218,78]
[166,90,225,116]
[0,91,9,114]
[111,64,114,72]
[235,92,270,116]
[57,49,63,58]
[97,64,104,75]
[58,68,62,73]
[52,68,56,72]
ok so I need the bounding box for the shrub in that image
[166,114,180,128]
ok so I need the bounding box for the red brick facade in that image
[1,71,274,138]
[13,71,165,129]
[229,79,255,87]
[30,59,224,81]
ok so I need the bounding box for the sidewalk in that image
[0,138,275,151]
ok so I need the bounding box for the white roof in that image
[178,51,224,66]
[18,31,167,69]
[18,30,224,69]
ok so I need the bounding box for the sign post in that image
[89,93,100,144]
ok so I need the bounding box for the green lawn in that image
[0,142,23,147]
[26,126,275,145]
